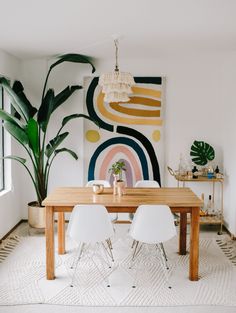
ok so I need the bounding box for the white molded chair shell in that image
[134,180,160,188]
[68,204,114,244]
[86,180,111,187]
[130,205,176,244]
[86,180,118,222]
[129,180,160,221]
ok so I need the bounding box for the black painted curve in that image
[88,137,149,181]
[117,126,161,186]
[86,77,114,132]
[134,77,162,84]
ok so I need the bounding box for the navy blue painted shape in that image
[134,77,162,84]
[86,77,113,132]
[88,137,149,181]
[117,126,161,186]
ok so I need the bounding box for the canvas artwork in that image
[83,77,165,187]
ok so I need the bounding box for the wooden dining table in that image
[42,187,203,281]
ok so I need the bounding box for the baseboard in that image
[0,219,71,242]
[0,220,25,243]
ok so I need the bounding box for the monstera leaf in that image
[190,140,215,166]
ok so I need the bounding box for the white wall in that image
[0,49,22,238]
[219,52,236,234]
[14,51,236,235]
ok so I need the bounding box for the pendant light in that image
[98,38,135,103]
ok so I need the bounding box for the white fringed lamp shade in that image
[99,71,135,102]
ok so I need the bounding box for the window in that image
[0,86,4,191]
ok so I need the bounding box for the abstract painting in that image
[83,77,164,187]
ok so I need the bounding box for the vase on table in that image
[117,180,125,196]
[113,174,119,195]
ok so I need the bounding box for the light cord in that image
[114,39,119,72]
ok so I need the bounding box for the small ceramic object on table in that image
[92,184,104,194]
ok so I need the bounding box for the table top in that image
[42,187,203,209]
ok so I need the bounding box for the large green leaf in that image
[54,148,78,160]
[52,85,82,113]
[37,89,54,132]
[26,118,39,157]
[42,54,96,100]
[0,77,30,122]
[61,113,99,128]
[12,81,37,118]
[50,54,95,73]
[190,140,215,166]
[0,109,25,128]
[37,86,83,132]
[45,132,69,158]
[4,121,29,146]
[2,155,27,164]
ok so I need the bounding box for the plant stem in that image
[41,67,52,103]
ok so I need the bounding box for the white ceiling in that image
[1,0,236,60]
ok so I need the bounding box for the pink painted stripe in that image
[99,145,142,182]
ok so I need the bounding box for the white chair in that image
[86,180,111,188]
[129,204,177,288]
[131,181,167,264]
[135,180,160,188]
[129,180,160,221]
[131,179,175,261]
[86,180,118,223]
[67,204,115,288]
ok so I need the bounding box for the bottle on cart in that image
[178,153,186,176]
[200,193,206,216]
[207,164,214,179]
[215,165,221,178]
[192,166,198,179]
[206,195,215,215]
[215,165,220,174]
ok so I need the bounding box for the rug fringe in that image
[0,235,21,263]
[216,238,236,266]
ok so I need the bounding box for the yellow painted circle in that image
[152,130,161,142]
[86,130,100,143]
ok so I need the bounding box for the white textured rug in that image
[0,227,236,306]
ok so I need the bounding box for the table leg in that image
[58,212,65,255]
[179,212,187,255]
[189,207,200,281]
[46,206,55,280]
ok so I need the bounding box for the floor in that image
[0,223,235,313]
[1,304,236,313]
